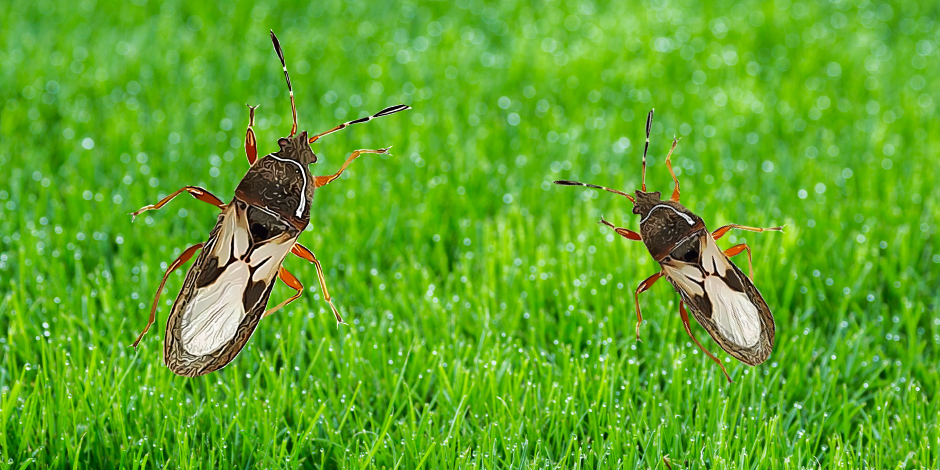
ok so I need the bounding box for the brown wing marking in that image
[662,232,775,366]
[162,203,297,377]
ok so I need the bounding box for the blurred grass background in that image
[1,0,939,467]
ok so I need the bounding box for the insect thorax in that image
[669,232,704,264]
[234,133,315,230]
[239,200,300,243]
[635,192,704,260]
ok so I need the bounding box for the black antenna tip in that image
[270,31,285,63]
[374,104,411,117]
[553,180,580,186]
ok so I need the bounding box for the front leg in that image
[663,137,681,202]
[130,186,225,220]
[314,148,391,188]
[245,104,259,165]
[599,217,642,241]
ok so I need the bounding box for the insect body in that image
[554,109,782,382]
[130,31,409,376]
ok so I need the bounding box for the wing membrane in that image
[662,231,775,365]
[163,202,297,376]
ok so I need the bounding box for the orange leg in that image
[314,148,390,188]
[633,272,663,341]
[291,243,345,324]
[132,243,204,347]
[663,136,681,202]
[712,224,784,241]
[130,186,225,220]
[679,301,731,383]
[599,218,642,241]
[245,104,259,165]
[724,243,754,280]
[263,268,304,318]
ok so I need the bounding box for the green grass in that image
[2,0,939,467]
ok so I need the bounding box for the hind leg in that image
[679,301,731,383]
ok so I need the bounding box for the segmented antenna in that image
[270,30,298,137]
[553,180,635,203]
[642,108,653,191]
[308,104,411,144]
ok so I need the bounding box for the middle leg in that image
[291,243,344,324]
[263,267,304,318]
[633,271,664,341]
[724,243,754,280]
[130,186,225,220]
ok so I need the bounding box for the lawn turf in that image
[1,0,940,468]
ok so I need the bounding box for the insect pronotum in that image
[554,109,783,382]
[129,31,410,377]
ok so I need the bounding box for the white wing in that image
[181,262,249,355]
[177,203,293,356]
[661,231,774,365]
[700,237,762,348]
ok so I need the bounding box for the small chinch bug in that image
[554,109,783,382]
[130,31,409,377]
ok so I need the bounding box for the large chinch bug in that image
[555,109,782,382]
[130,31,409,376]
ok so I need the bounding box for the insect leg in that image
[263,267,304,318]
[711,224,784,241]
[663,136,681,202]
[724,243,754,280]
[245,104,259,165]
[291,243,345,324]
[679,301,732,383]
[130,186,225,220]
[132,242,204,348]
[314,148,391,188]
[307,105,411,144]
[598,217,642,241]
[633,271,663,341]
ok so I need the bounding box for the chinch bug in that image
[554,109,782,382]
[130,31,409,377]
